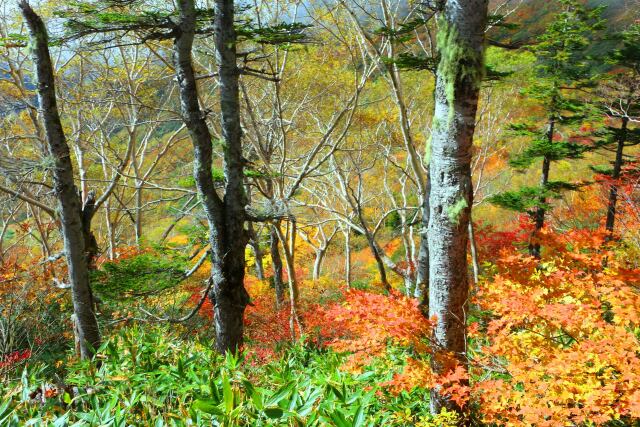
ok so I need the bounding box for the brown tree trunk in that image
[530,118,554,258]
[213,0,251,353]
[248,222,265,280]
[174,0,249,354]
[19,1,100,359]
[605,117,628,235]
[270,223,285,307]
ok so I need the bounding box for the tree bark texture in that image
[427,0,488,419]
[174,0,249,354]
[19,0,100,359]
[605,117,628,234]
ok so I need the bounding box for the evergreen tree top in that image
[55,0,308,47]
[611,22,640,71]
[532,0,605,85]
[508,136,592,169]
[488,180,585,215]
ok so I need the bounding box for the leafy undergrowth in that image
[471,228,640,426]
[2,226,640,426]
[91,248,189,302]
[0,325,457,426]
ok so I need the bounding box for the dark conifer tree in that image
[489,0,604,257]
[592,23,640,235]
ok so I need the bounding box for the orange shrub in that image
[472,230,640,426]
[305,288,431,370]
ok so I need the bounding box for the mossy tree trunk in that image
[19,0,100,359]
[427,0,488,421]
[174,0,249,354]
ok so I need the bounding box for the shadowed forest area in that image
[1,0,640,425]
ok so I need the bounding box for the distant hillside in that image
[490,0,639,50]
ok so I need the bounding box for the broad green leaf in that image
[264,406,284,419]
[192,399,223,416]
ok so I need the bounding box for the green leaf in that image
[327,383,344,401]
[263,407,284,419]
[192,399,223,415]
[353,404,366,427]
[222,372,234,413]
[266,382,295,406]
[329,409,350,427]
[250,387,264,410]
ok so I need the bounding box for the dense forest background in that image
[1,0,640,425]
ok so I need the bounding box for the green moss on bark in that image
[447,197,468,225]
[436,15,484,123]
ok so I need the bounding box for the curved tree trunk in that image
[312,248,326,281]
[19,1,100,359]
[428,0,488,420]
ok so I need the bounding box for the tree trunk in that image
[101,197,115,260]
[344,227,352,287]
[530,118,554,258]
[312,248,326,281]
[284,219,300,304]
[212,0,250,354]
[134,181,143,246]
[248,222,265,280]
[605,117,628,235]
[354,204,390,291]
[19,0,100,359]
[270,224,285,307]
[468,218,479,285]
[174,0,249,354]
[273,221,302,339]
[367,233,390,290]
[81,191,99,269]
[428,0,488,420]
[415,170,430,307]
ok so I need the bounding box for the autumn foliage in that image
[472,228,640,426]
[305,288,430,368]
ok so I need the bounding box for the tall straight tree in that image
[596,23,640,235]
[18,0,100,359]
[212,0,250,352]
[427,0,488,419]
[489,0,603,257]
[173,0,249,353]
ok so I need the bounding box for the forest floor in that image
[1,219,640,426]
